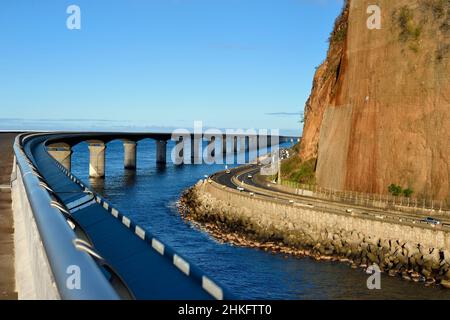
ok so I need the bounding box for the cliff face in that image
[300,0,450,203]
[300,1,349,161]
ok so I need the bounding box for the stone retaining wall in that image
[182,180,450,287]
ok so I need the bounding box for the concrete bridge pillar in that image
[222,137,227,154]
[204,135,222,164]
[220,137,227,164]
[257,134,267,156]
[123,141,137,170]
[247,135,258,164]
[206,136,216,158]
[48,146,72,171]
[190,137,201,164]
[173,137,184,165]
[236,136,246,164]
[88,143,106,178]
[248,135,257,151]
[238,136,245,153]
[156,140,167,164]
[271,135,279,149]
[225,135,238,164]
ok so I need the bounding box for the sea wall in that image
[181,180,450,287]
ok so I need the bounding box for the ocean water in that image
[71,139,450,300]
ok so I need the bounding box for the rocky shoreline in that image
[178,181,450,290]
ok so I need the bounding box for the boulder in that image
[442,249,450,265]
[421,268,431,278]
[441,280,450,289]
[367,252,379,264]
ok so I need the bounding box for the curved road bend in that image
[21,133,234,300]
[210,164,450,231]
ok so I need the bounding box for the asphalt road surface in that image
[210,163,450,231]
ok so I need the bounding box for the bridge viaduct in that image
[7,131,298,300]
[46,132,298,178]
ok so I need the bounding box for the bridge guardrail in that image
[13,133,119,300]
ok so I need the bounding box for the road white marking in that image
[66,194,93,210]
[202,276,223,300]
[69,199,96,213]
[173,254,190,275]
[111,208,119,218]
[135,226,145,240]
[122,216,131,228]
[152,238,165,255]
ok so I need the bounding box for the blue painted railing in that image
[14,133,119,299]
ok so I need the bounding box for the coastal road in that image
[210,164,450,230]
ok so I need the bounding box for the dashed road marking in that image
[135,226,145,240]
[111,208,119,218]
[173,254,190,276]
[152,238,165,255]
[122,216,131,228]
[202,276,223,300]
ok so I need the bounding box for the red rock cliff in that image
[300,0,450,203]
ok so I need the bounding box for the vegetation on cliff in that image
[391,1,450,55]
[394,6,423,52]
[280,155,316,185]
[328,0,349,45]
[388,183,414,197]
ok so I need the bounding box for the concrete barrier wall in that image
[11,162,59,300]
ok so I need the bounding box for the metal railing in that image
[280,180,449,213]
[14,133,119,299]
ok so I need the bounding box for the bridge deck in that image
[26,135,228,299]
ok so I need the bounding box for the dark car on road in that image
[422,217,441,225]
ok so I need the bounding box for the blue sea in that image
[71,139,450,299]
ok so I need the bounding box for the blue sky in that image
[0,0,344,135]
